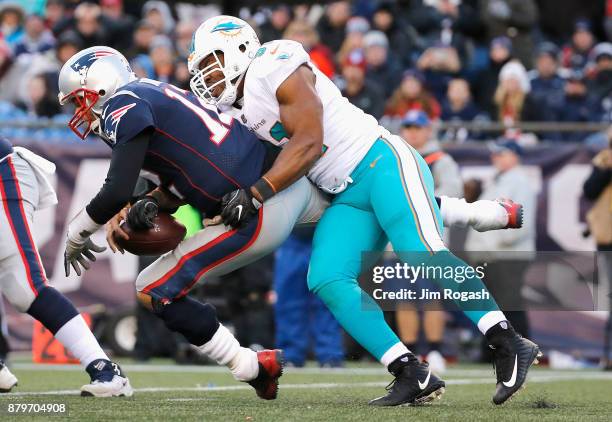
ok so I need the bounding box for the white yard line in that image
[1,373,611,397]
[8,363,607,378]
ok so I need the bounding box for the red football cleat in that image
[497,199,523,229]
[248,349,284,400]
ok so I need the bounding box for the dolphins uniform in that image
[227,39,505,363]
[232,40,381,194]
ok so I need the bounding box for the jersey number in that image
[163,85,232,145]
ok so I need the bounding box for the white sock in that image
[440,197,508,231]
[439,196,471,228]
[477,311,508,335]
[198,324,258,381]
[54,315,109,368]
[380,342,411,368]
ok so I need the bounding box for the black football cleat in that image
[248,349,284,400]
[489,329,542,405]
[369,355,445,406]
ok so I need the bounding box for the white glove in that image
[64,237,106,276]
[64,209,105,276]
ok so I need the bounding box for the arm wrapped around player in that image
[220,186,263,228]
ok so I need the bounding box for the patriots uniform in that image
[98,78,268,217]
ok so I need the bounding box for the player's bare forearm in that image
[256,134,321,198]
[253,65,323,201]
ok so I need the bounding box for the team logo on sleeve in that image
[102,103,137,143]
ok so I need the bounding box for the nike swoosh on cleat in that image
[502,355,518,387]
[236,205,243,221]
[418,370,431,390]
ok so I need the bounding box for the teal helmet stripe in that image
[189,31,195,54]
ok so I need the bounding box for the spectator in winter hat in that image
[528,42,564,121]
[363,30,402,97]
[336,16,369,66]
[494,60,555,131]
[372,1,421,67]
[475,36,513,116]
[0,3,25,48]
[384,69,441,120]
[259,5,292,43]
[142,0,175,35]
[562,19,596,71]
[340,50,385,119]
[13,13,55,57]
[315,1,351,53]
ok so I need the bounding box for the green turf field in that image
[0,360,610,421]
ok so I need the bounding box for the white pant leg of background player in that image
[0,154,108,367]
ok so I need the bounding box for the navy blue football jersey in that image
[98,78,267,216]
[0,136,13,158]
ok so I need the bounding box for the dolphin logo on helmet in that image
[210,21,245,35]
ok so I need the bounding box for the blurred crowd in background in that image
[0,1,611,369]
[0,0,611,143]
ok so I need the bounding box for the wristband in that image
[253,177,276,202]
[68,209,102,244]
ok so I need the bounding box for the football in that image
[114,212,186,255]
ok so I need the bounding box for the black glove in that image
[220,188,262,228]
[127,196,159,230]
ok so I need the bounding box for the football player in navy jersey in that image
[58,47,288,399]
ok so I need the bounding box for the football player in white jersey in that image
[0,136,132,397]
[188,16,540,406]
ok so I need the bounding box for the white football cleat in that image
[425,350,447,374]
[80,375,133,397]
[81,359,133,397]
[0,361,18,393]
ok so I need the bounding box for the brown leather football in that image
[114,212,186,256]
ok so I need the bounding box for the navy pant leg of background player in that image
[274,230,344,366]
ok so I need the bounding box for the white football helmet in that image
[58,46,136,140]
[188,15,260,109]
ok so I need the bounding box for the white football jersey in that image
[229,40,383,193]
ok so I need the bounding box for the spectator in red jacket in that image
[562,19,596,71]
[384,69,441,120]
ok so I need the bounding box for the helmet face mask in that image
[188,16,260,109]
[190,50,230,104]
[60,88,100,140]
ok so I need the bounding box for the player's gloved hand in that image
[64,237,106,277]
[220,188,262,228]
[127,196,159,230]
